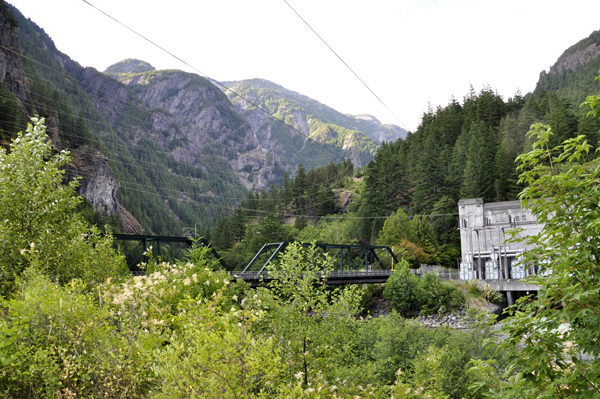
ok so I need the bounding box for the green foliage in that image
[348,311,503,397]
[536,31,600,108]
[0,118,127,294]
[0,0,18,29]
[103,58,155,75]
[76,198,122,233]
[417,272,465,316]
[8,7,249,236]
[298,215,359,244]
[377,208,413,247]
[383,260,420,316]
[102,245,231,332]
[0,271,156,398]
[151,293,280,399]
[254,242,362,387]
[224,78,400,171]
[0,79,24,142]
[466,279,482,296]
[359,283,384,314]
[377,208,439,266]
[482,283,504,306]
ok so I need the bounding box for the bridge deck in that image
[230,269,393,286]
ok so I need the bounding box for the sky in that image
[8,0,600,132]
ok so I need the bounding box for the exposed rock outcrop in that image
[118,202,144,234]
[67,147,119,216]
[550,42,600,74]
[67,146,144,234]
[0,9,28,112]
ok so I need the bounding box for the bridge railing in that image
[230,269,394,282]
[113,234,230,271]
[411,265,460,281]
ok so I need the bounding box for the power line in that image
[6,15,410,216]
[3,124,457,223]
[81,0,349,165]
[14,17,405,203]
[0,122,353,203]
[10,49,356,191]
[282,0,409,131]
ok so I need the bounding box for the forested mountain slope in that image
[536,29,600,107]
[7,4,250,236]
[212,62,600,268]
[222,78,406,170]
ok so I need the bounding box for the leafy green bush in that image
[253,242,362,387]
[471,112,600,396]
[466,279,482,296]
[0,271,156,398]
[346,310,504,398]
[101,244,231,334]
[359,283,384,314]
[417,272,465,316]
[482,283,504,305]
[383,260,420,316]
[0,117,127,295]
[151,294,280,399]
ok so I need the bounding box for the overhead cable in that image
[282,0,409,131]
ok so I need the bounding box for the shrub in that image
[417,272,465,316]
[0,117,127,295]
[482,283,504,305]
[383,260,420,317]
[101,244,231,334]
[151,294,280,399]
[359,283,385,314]
[467,279,482,296]
[0,271,156,398]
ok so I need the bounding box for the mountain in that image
[104,58,156,77]
[221,78,406,170]
[7,4,250,236]
[535,30,600,107]
[2,3,406,236]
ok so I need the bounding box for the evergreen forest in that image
[211,79,600,270]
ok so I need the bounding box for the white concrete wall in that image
[457,198,544,280]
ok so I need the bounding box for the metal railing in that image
[411,265,460,281]
[230,269,394,282]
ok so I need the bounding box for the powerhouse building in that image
[457,198,544,281]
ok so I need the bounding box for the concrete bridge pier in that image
[476,279,541,306]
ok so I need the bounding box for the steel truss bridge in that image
[113,234,399,285]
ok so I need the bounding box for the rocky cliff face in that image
[548,30,600,75]
[0,10,28,112]
[222,79,404,171]
[102,67,283,189]
[550,42,600,75]
[4,1,406,236]
[66,145,142,234]
[67,146,119,216]
[0,7,146,232]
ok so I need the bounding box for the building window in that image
[522,212,527,221]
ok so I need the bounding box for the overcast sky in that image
[9,0,600,132]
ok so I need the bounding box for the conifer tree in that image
[413,135,445,213]
[460,121,496,200]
